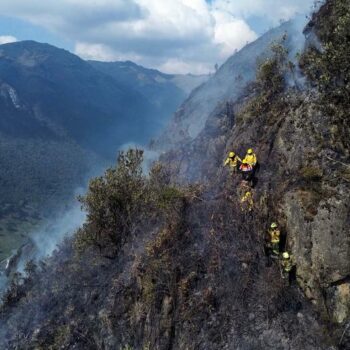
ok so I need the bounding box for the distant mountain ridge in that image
[0,41,155,156]
[90,60,208,94]
[0,41,208,154]
[89,60,208,131]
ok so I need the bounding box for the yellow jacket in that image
[242,153,257,166]
[224,155,241,168]
[240,192,254,211]
[281,256,294,272]
[269,228,280,243]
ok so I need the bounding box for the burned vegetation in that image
[1,1,350,349]
[0,149,327,350]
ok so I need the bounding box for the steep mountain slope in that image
[0,151,329,350]
[0,2,349,349]
[157,19,304,150]
[90,60,208,130]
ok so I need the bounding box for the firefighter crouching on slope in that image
[224,151,241,173]
[280,251,296,285]
[240,191,254,212]
[265,222,281,259]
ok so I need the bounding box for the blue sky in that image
[0,0,316,74]
[0,15,73,50]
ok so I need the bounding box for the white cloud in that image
[0,35,17,45]
[211,0,316,23]
[75,42,117,62]
[0,0,315,73]
[71,0,258,73]
[212,10,257,58]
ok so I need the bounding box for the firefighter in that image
[242,148,257,167]
[224,151,241,173]
[280,251,296,285]
[240,191,254,212]
[267,222,281,258]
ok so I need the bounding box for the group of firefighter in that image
[224,149,296,283]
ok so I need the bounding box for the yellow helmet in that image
[271,222,278,229]
[229,151,235,158]
[282,252,290,259]
[247,148,253,154]
[245,191,252,196]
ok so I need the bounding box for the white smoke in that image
[0,189,87,292]
[31,202,86,261]
[0,144,158,294]
[285,1,326,89]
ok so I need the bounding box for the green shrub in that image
[256,39,288,95]
[75,149,147,257]
[74,149,197,258]
[157,186,183,209]
[50,325,70,350]
[300,166,323,180]
[120,345,133,350]
[238,36,290,123]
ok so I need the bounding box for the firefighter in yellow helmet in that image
[267,222,280,258]
[240,191,254,212]
[280,251,296,284]
[242,148,257,167]
[224,151,241,173]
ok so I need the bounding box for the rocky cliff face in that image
[159,0,350,339]
[161,86,349,329]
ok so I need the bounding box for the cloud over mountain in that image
[0,0,315,73]
[0,35,17,44]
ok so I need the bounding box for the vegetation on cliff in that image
[301,0,350,152]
